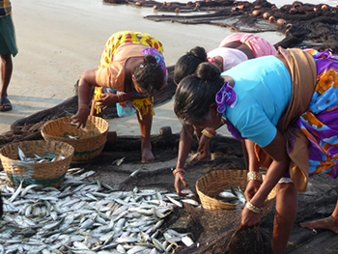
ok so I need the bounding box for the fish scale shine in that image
[0,170,193,253]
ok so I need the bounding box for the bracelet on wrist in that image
[247,171,263,182]
[245,201,263,214]
[201,128,216,139]
[172,168,185,176]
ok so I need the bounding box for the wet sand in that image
[0,0,285,135]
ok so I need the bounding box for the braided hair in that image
[133,55,165,96]
[174,46,208,85]
[174,63,224,124]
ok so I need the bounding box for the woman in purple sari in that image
[174,48,338,253]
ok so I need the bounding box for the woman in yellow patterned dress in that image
[72,31,167,163]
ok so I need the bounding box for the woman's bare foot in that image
[141,148,155,163]
[300,216,338,234]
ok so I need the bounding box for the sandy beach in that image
[0,0,309,135]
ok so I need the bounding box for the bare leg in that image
[0,54,13,111]
[300,200,338,234]
[273,183,297,254]
[137,111,154,163]
[0,54,12,98]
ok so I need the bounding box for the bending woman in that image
[72,31,167,163]
[174,49,338,253]
[173,33,277,195]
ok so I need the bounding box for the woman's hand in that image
[174,169,189,196]
[195,134,211,161]
[71,108,90,128]
[244,180,262,201]
[240,206,261,229]
[96,93,119,108]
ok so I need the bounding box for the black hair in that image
[133,55,165,96]
[174,62,224,124]
[174,46,208,85]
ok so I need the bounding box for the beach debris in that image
[252,9,261,17]
[321,4,329,12]
[159,126,172,137]
[276,18,286,28]
[268,15,275,23]
[64,133,80,140]
[181,235,194,247]
[113,157,125,166]
[262,12,270,20]
[0,169,195,253]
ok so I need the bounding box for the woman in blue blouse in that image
[174,48,338,253]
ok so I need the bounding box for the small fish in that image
[8,180,23,203]
[64,134,80,140]
[165,195,182,208]
[18,147,26,161]
[181,199,199,206]
[231,186,246,204]
[218,190,238,201]
[181,236,194,247]
[112,157,125,166]
[0,169,193,254]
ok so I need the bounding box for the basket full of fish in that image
[0,140,74,187]
[41,116,109,162]
[196,169,276,212]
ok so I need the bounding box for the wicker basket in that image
[0,140,74,187]
[41,116,109,162]
[196,169,276,212]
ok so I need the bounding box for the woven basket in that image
[41,116,109,162]
[0,140,74,187]
[196,169,276,213]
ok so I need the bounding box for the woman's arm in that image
[176,124,195,170]
[174,124,194,195]
[72,69,99,128]
[244,139,261,172]
[250,131,290,206]
[78,69,99,108]
[241,131,290,227]
[243,139,263,201]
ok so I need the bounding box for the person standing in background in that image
[0,0,18,112]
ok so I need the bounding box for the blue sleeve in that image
[229,104,277,147]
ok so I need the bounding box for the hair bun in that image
[196,63,221,81]
[143,55,157,64]
[188,46,207,61]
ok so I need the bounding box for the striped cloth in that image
[0,0,11,17]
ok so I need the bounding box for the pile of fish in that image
[0,169,198,254]
[218,187,246,205]
[17,147,65,164]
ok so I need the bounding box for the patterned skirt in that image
[298,50,338,178]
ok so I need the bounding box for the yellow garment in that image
[132,97,155,120]
[99,31,164,69]
[93,88,155,118]
[93,31,163,117]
